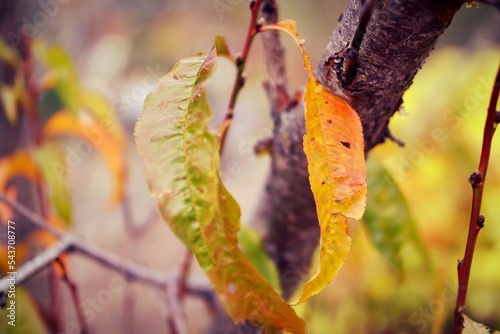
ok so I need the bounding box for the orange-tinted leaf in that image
[42,110,126,205]
[262,20,367,304]
[0,150,42,191]
[79,89,126,146]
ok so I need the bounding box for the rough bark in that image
[255,0,464,300]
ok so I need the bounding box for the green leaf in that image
[364,157,432,276]
[135,44,305,332]
[33,40,80,115]
[33,142,72,225]
[262,20,367,305]
[238,225,281,293]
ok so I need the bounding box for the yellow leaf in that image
[79,89,126,146]
[0,84,17,125]
[42,110,126,205]
[262,20,367,304]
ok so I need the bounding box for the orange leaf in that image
[42,110,126,206]
[262,20,367,304]
[0,150,42,191]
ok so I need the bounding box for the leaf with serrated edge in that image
[262,20,367,304]
[135,43,305,333]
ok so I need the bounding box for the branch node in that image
[235,55,243,66]
[255,18,265,32]
[477,214,485,228]
[384,128,405,147]
[468,170,482,186]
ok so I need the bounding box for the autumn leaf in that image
[42,110,126,205]
[262,20,367,304]
[79,88,126,147]
[0,150,42,191]
[135,43,305,332]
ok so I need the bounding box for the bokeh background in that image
[0,1,499,333]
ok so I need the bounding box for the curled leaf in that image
[0,150,42,191]
[135,42,305,332]
[262,20,367,304]
[42,110,126,205]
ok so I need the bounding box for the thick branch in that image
[317,0,463,150]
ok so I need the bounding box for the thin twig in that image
[260,0,290,117]
[176,249,193,299]
[55,257,89,334]
[0,194,214,301]
[219,0,264,153]
[166,282,188,334]
[452,65,500,333]
[0,237,72,292]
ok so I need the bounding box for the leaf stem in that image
[452,65,500,333]
[219,0,263,153]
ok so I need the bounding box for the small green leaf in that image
[33,142,72,225]
[135,42,304,332]
[364,157,432,276]
[238,225,281,293]
[33,40,80,115]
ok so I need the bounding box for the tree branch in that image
[317,0,463,150]
[0,193,215,305]
[55,257,89,334]
[0,237,72,292]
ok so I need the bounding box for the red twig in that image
[55,257,89,334]
[219,0,264,153]
[176,249,193,299]
[452,65,500,333]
